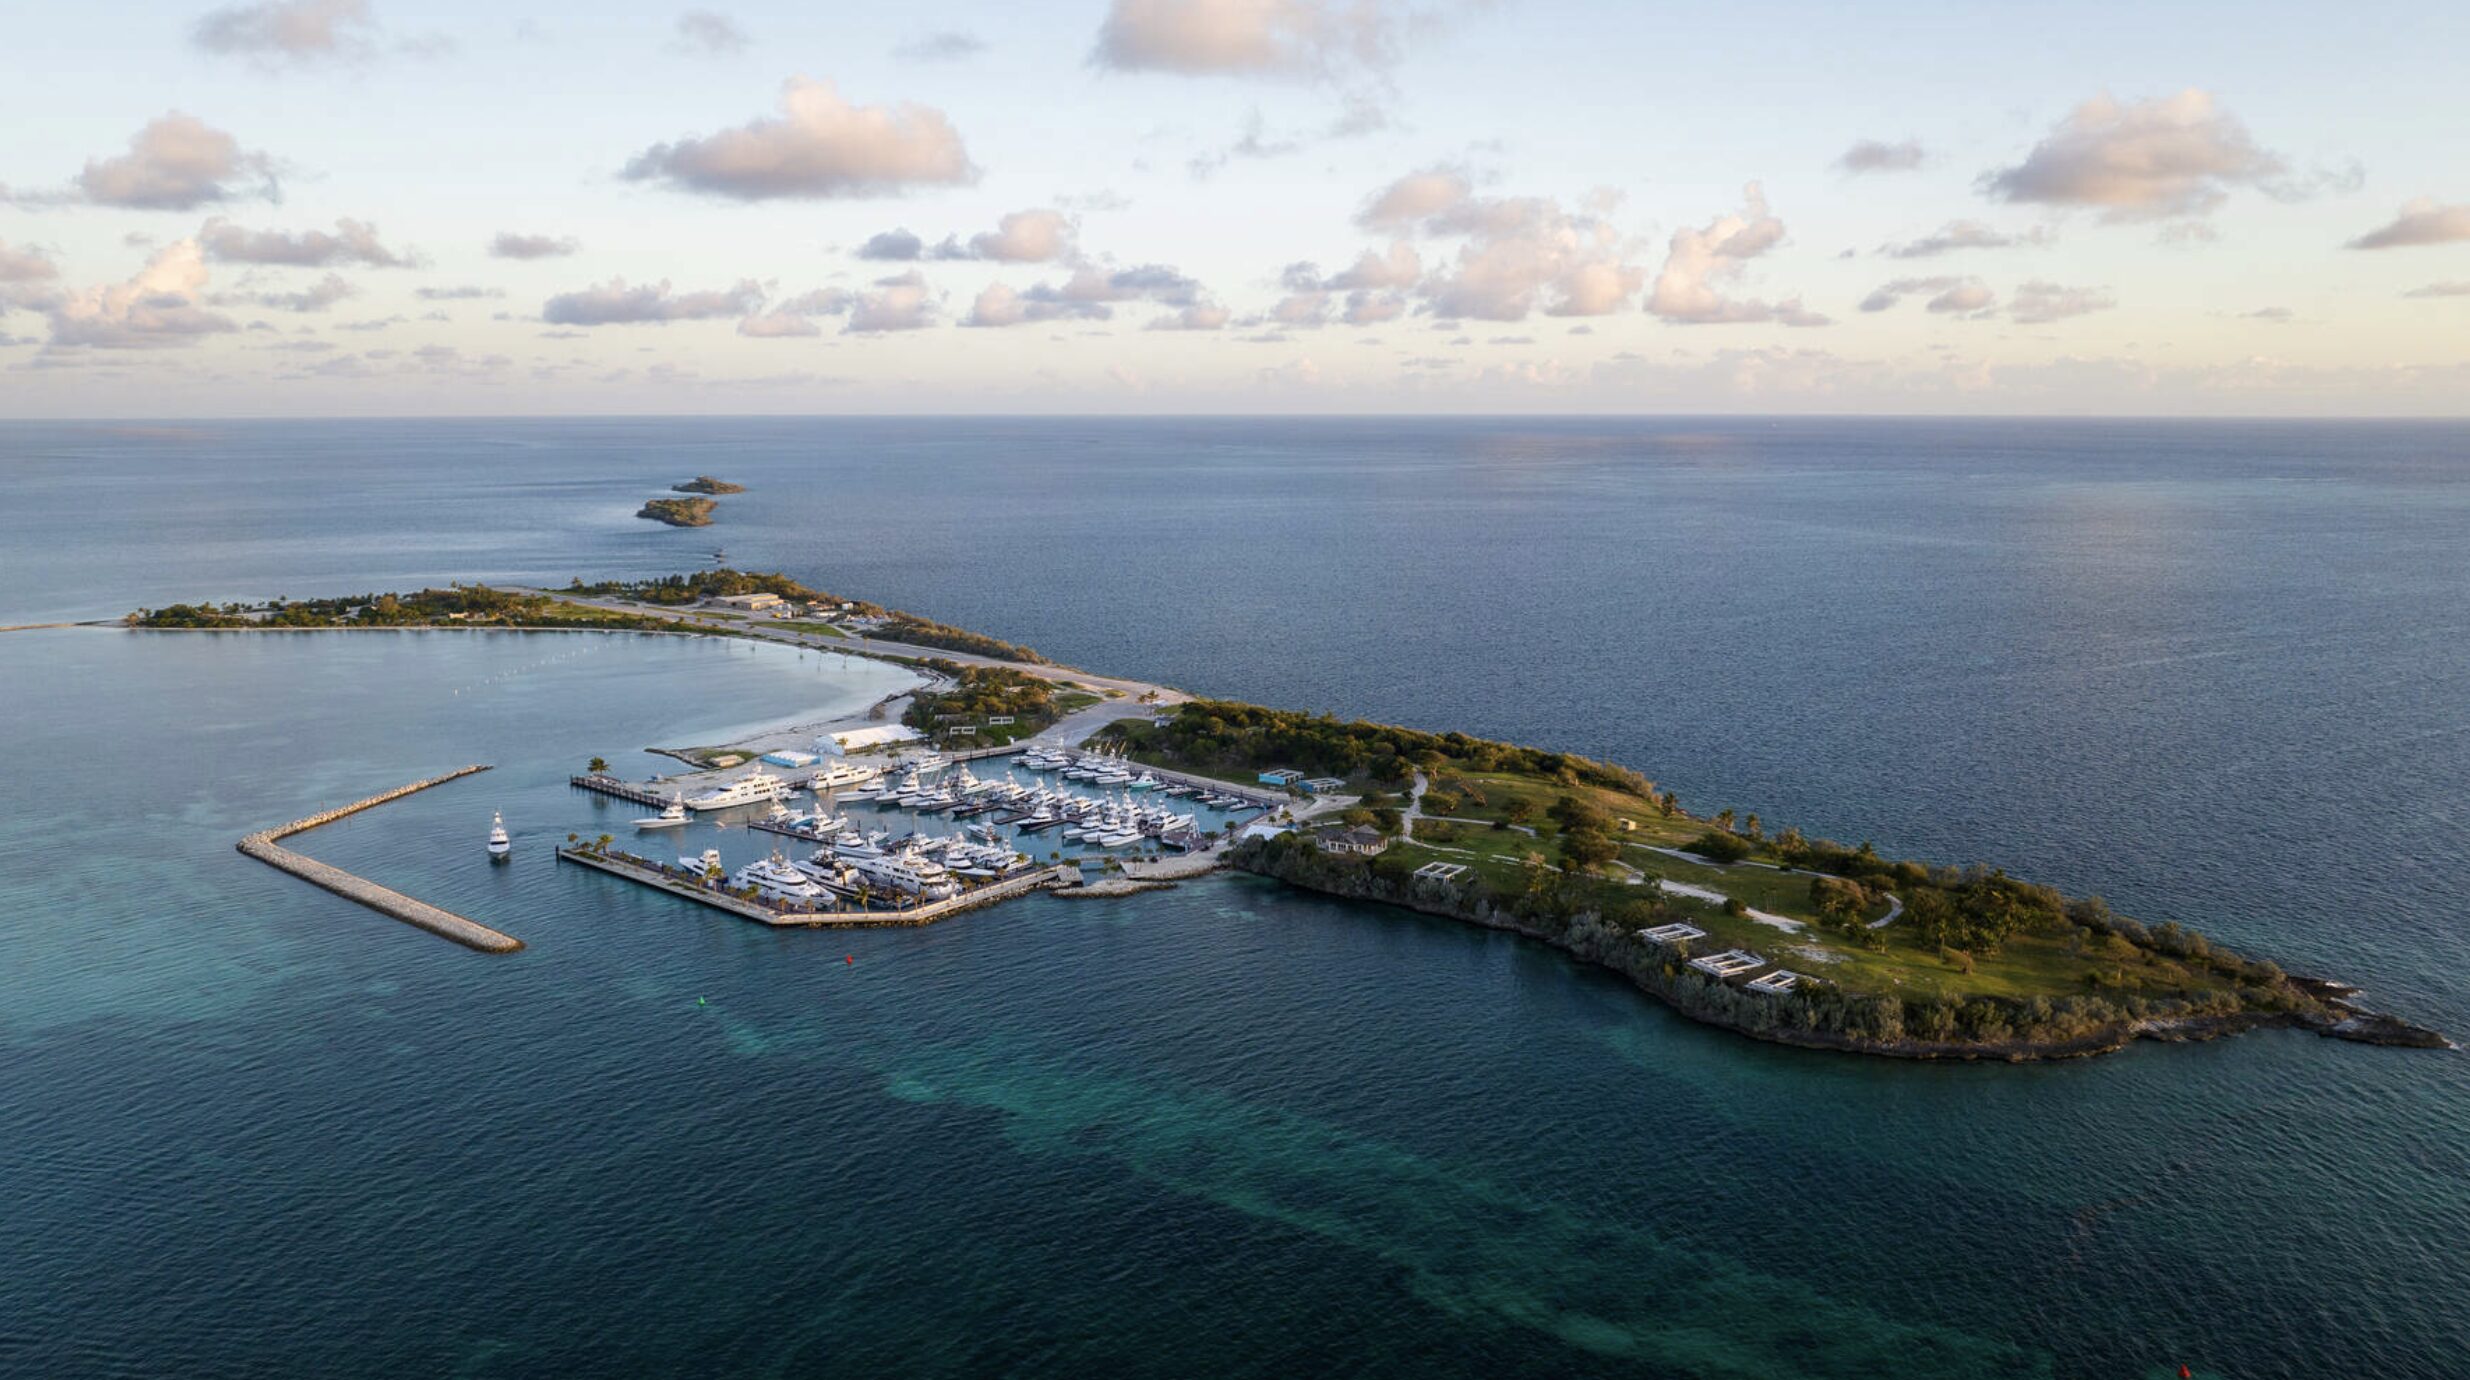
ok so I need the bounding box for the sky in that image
[2,0,2467,417]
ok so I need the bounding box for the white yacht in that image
[732,852,830,906]
[792,852,863,894]
[807,761,881,793]
[486,811,511,861]
[850,845,959,901]
[679,846,725,880]
[633,796,689,829]
[684,766,791,812]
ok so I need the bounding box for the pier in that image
[556,843,1072,928]
[238,766,523,953]
[570,773,675,807]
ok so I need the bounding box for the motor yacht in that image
[684,766,791,812]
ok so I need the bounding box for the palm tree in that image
[596,833,614,856]
[588,756,609,775]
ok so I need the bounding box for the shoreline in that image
[104,592,2447,1060]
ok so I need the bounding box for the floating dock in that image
[556,844,1071,928]
[238,766,524,953]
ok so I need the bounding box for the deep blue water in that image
[2,417,2467,1378]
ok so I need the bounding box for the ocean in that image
[2,416,2465,1377]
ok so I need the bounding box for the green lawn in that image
[776,620,849,638]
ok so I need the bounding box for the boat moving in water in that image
[486,811,511,861]
[633,796,689,829]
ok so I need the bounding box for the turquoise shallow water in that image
[3,418,2468,1377]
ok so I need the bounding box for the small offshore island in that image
[637,497,717,527]
[672,476,747,495]
[124,570,2448,1062]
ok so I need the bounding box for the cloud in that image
[855,209,1075,263]
[1358,167,1472,229]
[1189,97,1388,177]
[1981,89,2285,220]
[1647,183,1827,326]
[415,285,504,300]
[747,274,939,334]
[967,264,1205,326]
[201,217,415,267]
[2403,281,2470,299]
[1859,276,1996,315]
[490,231,580,259]
[2347,198,2470,250]
[540,277,765,325]
[843,271,936,331]
[969,208,1075,262]
[2240,306,2295,323]
[76,114,279,210]
[668,10,748,55]
[2007,280,2116,324]
[0,240,63,313]
[1838,139,1925,174]
[220,271,356,312]
[857,229,927,261]
[621,77,975,200]
[895,30,985,61]
[1146,301,1231,330]
[47,239,238,348]
[191,0,375,62]
[1093,0,1406,77]
[1883,219,2045,258]
[189,0,445,65]
[1353,178,1644,321]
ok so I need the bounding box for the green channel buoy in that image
[697,996,707,1006]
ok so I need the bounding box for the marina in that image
[556,842,1074,928]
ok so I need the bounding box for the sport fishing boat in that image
[633,796,689,829]
[679,846,725,879]
[486,811,511,861]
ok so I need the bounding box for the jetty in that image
[238,766,523,953]
[556,843,1072,928]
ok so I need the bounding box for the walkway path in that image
[1625,840,1902,930]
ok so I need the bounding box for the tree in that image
[588,756,609,775]
[1743,813,1762,841]
[1715,808,1736,832]
[1561,828,1617,871]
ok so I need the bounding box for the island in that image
[637,497,717,527]
[671,476,747,495]
[125,569,2447,1061]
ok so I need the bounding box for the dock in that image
[237,766,523,953]
[570,773,675,807]
[556,843,1072,928]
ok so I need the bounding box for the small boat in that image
[486,811,512,860]
[633,796,689,829]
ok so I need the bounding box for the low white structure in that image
[1688,949,1767,978]
[1746,969,1805,994]
[1412,861,1469,881]
[708,592,785,611]
[1641,922,1706,945]
[761,749,819,768]
[820,725,925,755]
